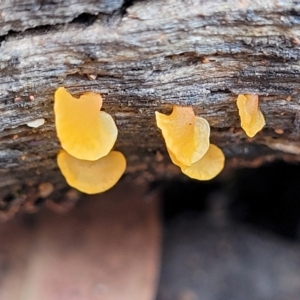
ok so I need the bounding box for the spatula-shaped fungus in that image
[57,150,126,194]
[167,144,225,180]
[155,106,210,166]
[156,105,225,180]
[54,87,117,161]
[236,94,265,138]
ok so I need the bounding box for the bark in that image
[0,0,300,212]
[0,0,124,35]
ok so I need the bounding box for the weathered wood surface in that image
[1,0,300,212]
[0,0,124,35]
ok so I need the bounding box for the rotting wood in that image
[1,0,300,214]
[0,0,125,35]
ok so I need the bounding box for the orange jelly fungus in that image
[57,150,126,194]
[236,94,265,138]
[168,144,225,181]
[54,87,117,161]
[155,106,210,166]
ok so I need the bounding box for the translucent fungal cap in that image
[236,94,265,138]
[168,144,225,180]
[57,150,126,194]
[155,106,210,166]
[54,87,118,161]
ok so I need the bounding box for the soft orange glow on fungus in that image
[236,94,265,137]
[155,106,210,166]
[156,105,225,181]
[168,144,225,180]
[54,87,117,161]
[57,150,126,194]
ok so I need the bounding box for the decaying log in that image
[1,0,300,213]
[0,0,125,35]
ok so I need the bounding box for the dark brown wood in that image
[1,0,300,211]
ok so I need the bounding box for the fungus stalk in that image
[236,94,265,138]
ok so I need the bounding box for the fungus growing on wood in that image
[155,105,210,166]
[156,105,225,180]
[168,144,225,180]
[54,87,117,161]
[57,150,126,194]
[236,94,265,137]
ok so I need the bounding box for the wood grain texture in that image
[1,0,300,208]
[0,0,124,35]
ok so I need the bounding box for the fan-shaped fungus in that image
[155,106,210,166]
[54,87,117,161]
[236,94,265,137]
[57,150,126,194]
[156,105,225,180]
[168,144,225,180]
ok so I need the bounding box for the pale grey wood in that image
[0,0,124,35]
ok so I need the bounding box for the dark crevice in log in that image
[0,26,58,49]
[0,35,6,45]
[70,13,99,26]
[120,0,139,15]
[289,8,300,18]
[0,0,137,42]
[0,0,125,35]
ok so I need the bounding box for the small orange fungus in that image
[156,105,225,181]
[168,144,225,180]
[236,94,265,137]
[54,87,117,161]
[155,106,210,166]
[57,150,126,194]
